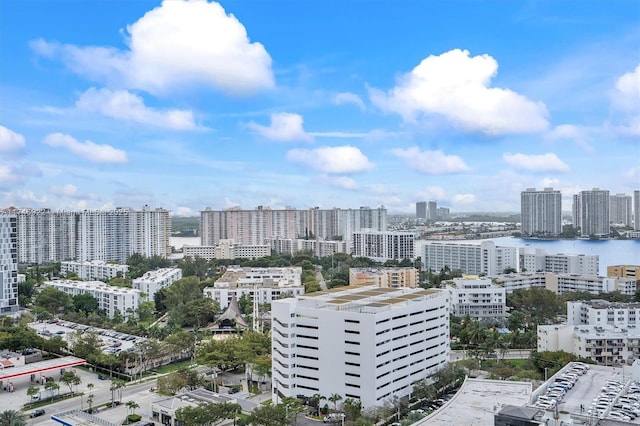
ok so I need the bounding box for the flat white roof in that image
[0,356,86,381]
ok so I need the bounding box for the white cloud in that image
[247,113,313,143]
[547,124,594,153]
[332,92,366,111]
[44,133,128,163]
[610,64,640,136]
[49,184,99,200]
[76,88,197,130]
[0,125,26,153]
[319,175,357,189]
[174,206,195,216]
[370,49,549,135]
[452,193,475,204]
[0,164,42,189]
[31,0,274,95]
[417,186,447,201]
[502,152,570,172]
[390,147,469,174]
[286,145,373,174]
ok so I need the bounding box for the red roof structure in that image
[0,356,86,381]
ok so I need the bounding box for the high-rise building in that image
[574,189,610,237]
[520,188,562,237]
[416,202,427,220]
[422,240,519,276]
[609,193,632,227]
[428,201,438,221]
[351,231,415,261]
[12,206,170,264]
[0,213,18,313]
[634,190,640,231]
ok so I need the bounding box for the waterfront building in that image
[573,189,610,237]
[421,240,518,276]
[446,277,506,320]
[610,193,633,227]
[607,264,640,279]
[43,280,140,320]
[60,260,129,281]
[519,248,599,276]
[0,213,18,313]
[416,202,427,220]
[132,268,183,302]
[495,272,637,296]
[351,230,415,262]
[348,267,418,288]
[203,266,303,309]
[520,188,562,237]
[271,285,449,408]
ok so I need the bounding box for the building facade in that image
[635,190,640,231]
[610,193,633,227]
[348,267,418,288]
[132,268,183,302]
[268,238,348,257]
[520,188,562,237]
[183,240,271,260]
[573,189,610,237]
[519,248,599,276]
[607,265,640,279]
[0,213,18,313]
[271,286,449,408]
[446,277,506,320]
[43,280,141,320]
[421,240,519,276]
[567,300,640,327]
[495,272,637,296]
[351,231,415,261]
[60,260,129,281]
[416,202,427,220]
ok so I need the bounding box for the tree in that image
[34,287,73,314]
[328,393,343,413]
[247,402,289,426]
[126,400,140,416]
[27,385,39,402]
[73,293,99,314]
[44,381,60,400]
[0,410,26,426]
[42,336,67,355]
[136,301,155,322]
[60,371,81,395]
[69,331,102,363]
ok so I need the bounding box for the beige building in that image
[607,264,640,279]
[348,267,418,288]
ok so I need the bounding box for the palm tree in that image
[0,409,26,426]
[86,393,94,413]
[328,393,342,413]
[126,400,140,416]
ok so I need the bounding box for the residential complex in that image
[200,206,387,247]
[520,187,562,237]
[0,213,18,314]
[60,260,129,281]
[573,188,610,237]
[519,248,599,276]
[446,277,506,320]
[203,266,304,309]
[271,286,449,408]
[610,193,633,227]
[43,280,141,320]
[421,240,518,276]
[183,240,271,260]
[268,238,348,257]
[608,264,640,279]
[495,272,637,295]
[348,267,418,288]
[567,300,640,327]
[132,268,183,302]
[351,230,415,261]
[11,206,170,264]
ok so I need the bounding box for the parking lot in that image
[29,320,147,354]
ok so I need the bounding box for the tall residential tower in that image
[0,213,18,313]
[573,189,610,238]
[520,187,562,237]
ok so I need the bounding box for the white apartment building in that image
[268,238,348,257]
[567,300,640,327]
[519,248,599,276]
[421,240,519,276]
[635,190,640,231]
[61,260,129,281]
[446,277,506,320]
[610,193,633,227]
[132,268,183,302]
[11,206,170,264]
[573,189,610,237]
[349,267,418,288]
[351,230,415,261]
[183,240,271,261]
[0,213,18,313]
[271,286,449,408]
[520,188,562,237]
[203,266,303,309]
[43,280,141,320]
[495,272,637,295]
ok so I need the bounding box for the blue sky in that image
[1,0,638,216]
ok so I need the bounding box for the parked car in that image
[98,374,107,380]
[30,409,45,418]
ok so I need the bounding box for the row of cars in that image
[606,380,640,422]
[534,362,590,411]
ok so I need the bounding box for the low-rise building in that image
[446,277,506,320]
[607,264,640,279]
[494,272,637,295]
[61,260,129,281]
[203,266,304,309]
[348,267,418,288]
[567,300,640,327]
[43,280,140,320]
[183,240,271,260]
[520,248,599,276]
[271,285,449,409]
[132,268,183,302]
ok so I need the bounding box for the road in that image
[450,349,531,361]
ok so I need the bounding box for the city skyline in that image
[1,1,638,215]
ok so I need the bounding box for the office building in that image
[0,213,18,313]
[132,268,183,302]
[416,202,427,220]
[43,280,140,320]
[348,267,418,288]
[200,206,387,247]
[607,265,640,279]
[519,248,599,276]
[421,240,519,276]
[203,266,303,309]
[60,260,129,281]
[446,277,506,320]
[610,193,633,227]
[11,206,170,264]
[520,188,562,237]
[573,189,610,237]
[351,231,415,262]
[271,286,449,408]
